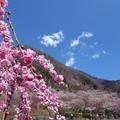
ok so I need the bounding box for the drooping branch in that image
[5,11,22,52]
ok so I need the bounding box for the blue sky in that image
[6,0,120,80]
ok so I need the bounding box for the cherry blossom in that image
[0,0,65,120]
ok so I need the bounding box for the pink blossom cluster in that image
[0,0,8,20]
[49,115,66,120]
[56,115,66,120]
[14,88,32,120]
[0,0,65,120]
[36,55,64,85]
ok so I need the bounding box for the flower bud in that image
[37,74,43,79]
[22,54,33,65]
[24,74,34,81]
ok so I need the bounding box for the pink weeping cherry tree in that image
[0,0,65,120]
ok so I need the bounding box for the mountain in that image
[24,45,120,93]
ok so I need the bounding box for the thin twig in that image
[2,92,7,120]
[5,11,23,52]
[2,109,6,120]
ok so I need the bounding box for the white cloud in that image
[102,50,106,54]
[91,50,106,60]
[70,39,80,47]
[91,53,100,59]
[65,57,75,67]
[89,42,98,48]
[67,51,74,57]
[81,32,93,38]
[70,32,93,48]
[40,31,64,47]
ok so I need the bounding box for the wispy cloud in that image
[91,53,100,59]
[66,51,74,57]
[91,50,106,60]
[70,32,93,48]
[65,56,75,67]
[65,51,75,67]
[89,42,99,49]
[81,32,93,38]
[39,31,64,47]
[70,39,80,47]
[66,31,94,66]
[89,45,94,48]
[102,50,106,54]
